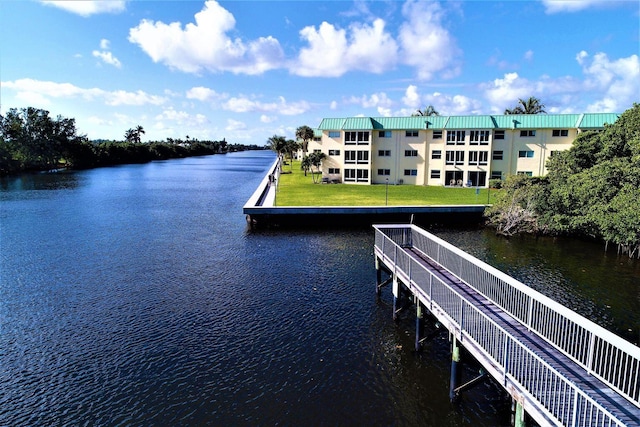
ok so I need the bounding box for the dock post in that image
[375,257,382,298]
[449,335,460,402]
[511,399,526,427]
[392,275,399,321]
[415,300,424,352]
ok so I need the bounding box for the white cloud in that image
[398,0,461,80]
[330,101,338,110]
[186,86,227,102]
[578,51,640,112]
[260,115,277,123]
[541,0,615,14]
[524,50,534,61]
[41,1,126,17]
[481,73,537,113]
[154,108,208,127]
[92,50,122,68]
[293,18,398,77]
[92,39,121,68]
[222,95,310,115]
[402,85,421,109]
[226,119,247,131]
[128,0,284,75]
[2,78,167,107]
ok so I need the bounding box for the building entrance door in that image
[445,170,463,186]
[468,171,487,187]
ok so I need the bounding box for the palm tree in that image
[135,125,145,143]
[284,139,300,171]
[412,105,440,117]
[504,97,546,115]
[308,151,327,183]
[301,155,312,177]
[267,135,288,164]
[295,125,314,156]
[124,128,136,143]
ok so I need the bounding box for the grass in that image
[276,160,500,207]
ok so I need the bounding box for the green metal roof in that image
[318,118,346,130]
[342,117,374,130]
[444,115,496,129]
[578,113,620,128]
[318,113,620,131]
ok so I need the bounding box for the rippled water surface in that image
[1,152,638,426]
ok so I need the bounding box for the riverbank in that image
[243,157,488,228]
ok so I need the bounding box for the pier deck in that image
[374,224,639,426]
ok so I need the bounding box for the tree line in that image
[486,104,640,258]
[0,107,261,176]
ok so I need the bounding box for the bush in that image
[489,179,503,189]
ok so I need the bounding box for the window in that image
[549,150,560,157]
[446,150,465,165]
[356,169,369,181]
[405,130,419,137]
[328,149,340,156]
[405,149,418,157]
[490,171,502,180]
[517,171,533,176]
[431,150,442,160]
[470,130,490,144]
[328,131,340,138]
[313,149,322,154]
[479,151,488,165]
[358,131,370,143]
[313,137,321,142]
[328,168,340,174]
[552,129,569,137]
[492,150,504,160]
[378,130,391,138]
[345,151,356,163]
[378,150,391,157]
[432,130,443,139]
[356,150,369,164]
[430,169,441,179]
[469,151,479,165]
[446,130,466,145]
[468,151,488,166]
[345,131,369,144]
[446,150,454,165]
[494,130,505,140]
[344,169,356,181]
[404,169,418,176]
[520,130,536,137]
[377,169,390,176]
[518,150,534,158]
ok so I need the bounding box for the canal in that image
[1,151,637,425]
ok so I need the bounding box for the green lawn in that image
[276,161,499,206]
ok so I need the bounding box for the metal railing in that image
[374,224,639,426]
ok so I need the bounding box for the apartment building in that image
[308,113,619,187]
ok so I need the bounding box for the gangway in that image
[373,224,640,426]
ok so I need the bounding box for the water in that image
[1,151,638,426]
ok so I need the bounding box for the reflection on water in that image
[1,152,637,426]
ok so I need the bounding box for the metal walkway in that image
[373,224,640,426]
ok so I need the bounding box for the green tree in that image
[135,125,145,143]
[284,139,300,172]
[300,155,311,177]
[504,97,546,114]
[295,125,314,156]
[412,105,440,116]
[308,151,327,184]
[124,128,137,143]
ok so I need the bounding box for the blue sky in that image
[1,1,638,143]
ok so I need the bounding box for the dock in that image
[374,224,639,426]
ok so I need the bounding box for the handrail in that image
[374,224,640,412]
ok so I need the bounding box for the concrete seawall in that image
[243,160,487,228]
